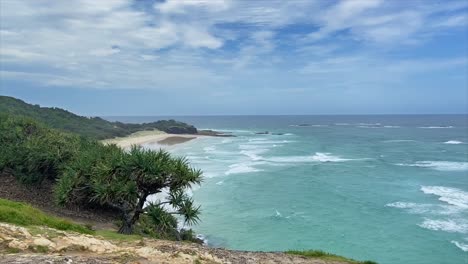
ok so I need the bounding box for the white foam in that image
[419,126,454,129]
[245,140,293,144]
[421,186,468,209]
[396,161,468,171]
[385,202,462,215]
[419,218,468,234]
[203,146,217,152]
[225,163,263,175]
[195,234,208,245]
[248,138,268,142]
[265,155,316,163]
[240,150,263,161]
[451,240,468,252]
[239,145,269,161]
[444,140,464,144]
[311,152,354,162]
[358,123,381,126]
[275,209,282,217]
[203,172,219,178]
[215,181,224,185]
[386,202,432,213]
[358,125,381,128]
[265,152,366,163]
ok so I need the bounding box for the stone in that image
[33,237,54,247]
[8,240,29,250]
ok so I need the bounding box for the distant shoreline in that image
[102,130,203,148]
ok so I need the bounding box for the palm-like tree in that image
[88,146,202,234]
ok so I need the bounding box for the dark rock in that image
[197,130,236,137]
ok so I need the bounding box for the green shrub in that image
[0,114,82,184]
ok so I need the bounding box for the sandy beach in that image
[102,130,202,149]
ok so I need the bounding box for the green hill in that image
[0,96,197,139]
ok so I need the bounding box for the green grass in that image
[286,250,377,264]
[0,198,93,234]
[95,230,142,242]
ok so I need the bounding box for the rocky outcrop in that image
[0,223,350,264]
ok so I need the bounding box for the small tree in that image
[58,145,202,235]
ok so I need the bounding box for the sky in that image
[0,0,467,116]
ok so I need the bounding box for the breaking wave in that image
[419,126,454,129]
[421,186,468,209]
[418,218,468,234]
[451,240,468,252]
[444,140,464,144]
[264,152,367,163]
[395,161,468,171]
[225,163,264,175]
[389,185,468,252]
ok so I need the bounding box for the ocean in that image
[107,115,468,264]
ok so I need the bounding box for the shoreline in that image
[102,130,204,149]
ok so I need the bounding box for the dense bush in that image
[0,114,82,184]
[0,114,202,239]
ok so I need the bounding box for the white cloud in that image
[0,0,466,93]
[156,0,231,14]
[89,47,121,57]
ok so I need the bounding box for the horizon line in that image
[99,113,468,117]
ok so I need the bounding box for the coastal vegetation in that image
[286,250,377,264]
[0,96,197,139]
[0,113,201,240]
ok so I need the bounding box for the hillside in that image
[0,96,197,139]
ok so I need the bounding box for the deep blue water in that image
[107,115,468,264]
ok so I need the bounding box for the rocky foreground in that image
[0,223,351,264]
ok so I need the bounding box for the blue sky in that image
[0,0,467,115]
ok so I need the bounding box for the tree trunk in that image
[130,192,149,225]
[118,219,133,234]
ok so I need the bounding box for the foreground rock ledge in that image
[0,223,350,264]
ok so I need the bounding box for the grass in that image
[95,230,142,242]
[0,198,93,234]
[0,198,146,244]
[286,250,378,264]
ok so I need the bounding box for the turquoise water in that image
[110,115,468,264]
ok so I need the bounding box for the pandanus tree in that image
[56,145,202,235]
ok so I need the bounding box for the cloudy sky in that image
[0,0,467,115]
